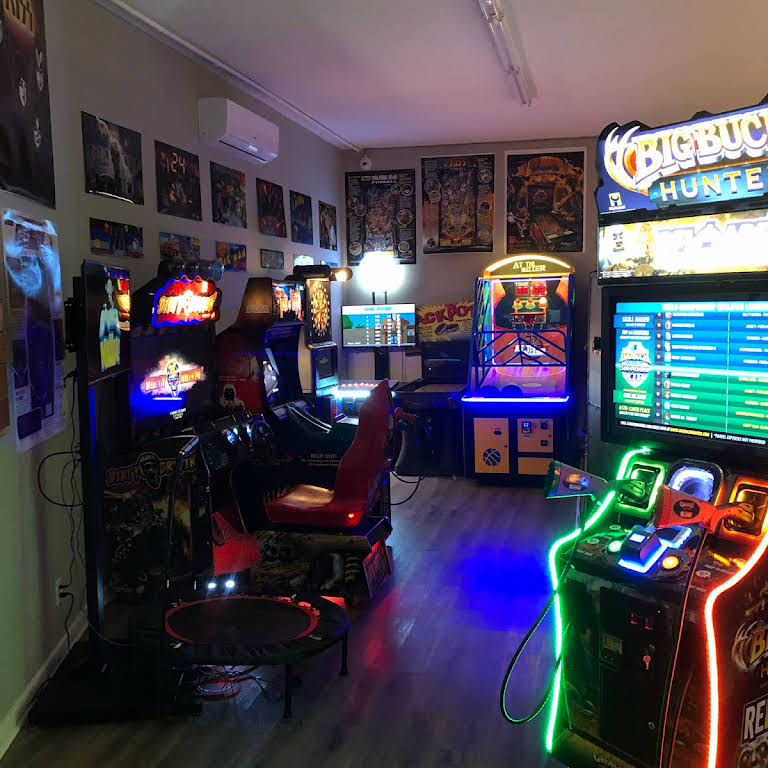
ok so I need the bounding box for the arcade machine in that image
[103,261,225,597]
[299,272,338,404]
[265,277,309,409]
[217,277,353,488]
[509,97,768,768]
[393,299,473,477]
[332,302,417,420]
[269,264,349,420]
[462,255,575,481]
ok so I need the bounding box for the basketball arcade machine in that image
[462,255,575,480]
[540,98,768,768]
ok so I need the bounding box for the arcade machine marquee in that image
[463,255,575,480]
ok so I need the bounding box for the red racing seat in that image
[265,380,392,528]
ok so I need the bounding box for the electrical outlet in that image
[55,577,66,607]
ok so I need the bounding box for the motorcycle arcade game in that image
[463,255,575,481]
[541,97,768,768]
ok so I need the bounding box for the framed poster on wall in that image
[90,218,144,259]
[210,162,247,227]
[256,178,287,237]
[216,241,246,272]
[345,169,416,266]
[155,141,202,221]
[289,190,313,245]
[81,113,144,204]
[421,154,494,253]
[260,248,284,269]
[0,0,55,207]
[318,201,338,250]
[506,149,585,253]
[159,232,200,261]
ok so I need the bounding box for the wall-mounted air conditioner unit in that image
[198,97,279,164]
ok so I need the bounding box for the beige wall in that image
[0,0,342,747]
[339,139,599,430]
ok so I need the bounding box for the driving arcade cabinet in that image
[463,255,575,481]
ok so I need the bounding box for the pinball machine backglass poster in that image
[506,150,585,253]
[421,154,494,253]
[346,169,416,266]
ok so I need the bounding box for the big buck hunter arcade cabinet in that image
[541,96,768,768]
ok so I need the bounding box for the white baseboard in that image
[0,615,87,760]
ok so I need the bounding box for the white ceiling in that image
[100,0,768,149]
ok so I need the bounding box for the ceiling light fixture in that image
[476,0,532,106]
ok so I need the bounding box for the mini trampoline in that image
[138,593,349,718]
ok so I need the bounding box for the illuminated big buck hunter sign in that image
[596,97,768,217]
[152,276,220,328]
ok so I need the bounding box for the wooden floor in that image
[2,477,576,768]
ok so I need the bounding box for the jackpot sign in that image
[597,101,768,217]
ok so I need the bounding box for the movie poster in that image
[0,0,55,208]
[1,211,64,452]
[216,241,246,272]
[290,190,313,245]
[318,201,337,251]
[159,232,200,262]
[155,141,202,221]
[256,178,287,237]
[422,154,494,253]
[210,161,246,228]
[81,113,143,204]
[506,150,585,253]
[90,218,143,259]
[346,169,416,266]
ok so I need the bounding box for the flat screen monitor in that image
[272,281,305,323]
[130,325,217,437]
[605,289,768,452]
[82,260,131,384]
[342,304,416,348]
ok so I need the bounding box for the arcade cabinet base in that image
[28,640,195,725]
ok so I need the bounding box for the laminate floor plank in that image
[2,476,573,768]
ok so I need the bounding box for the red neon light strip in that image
[705,527,768,768]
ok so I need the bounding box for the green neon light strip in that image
[544,446,650,753]
[615,459,667,518]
